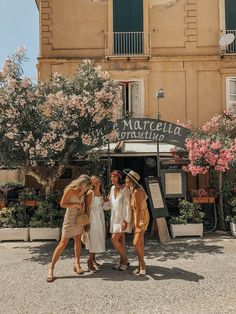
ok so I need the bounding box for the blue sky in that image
[0,0,39,80]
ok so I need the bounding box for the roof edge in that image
[35,0,40,10]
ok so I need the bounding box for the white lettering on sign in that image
[94,118,188,147]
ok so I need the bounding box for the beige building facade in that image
[35,0,236,128]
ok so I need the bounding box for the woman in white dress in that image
[109,170,132,271]
[85,175,106,271]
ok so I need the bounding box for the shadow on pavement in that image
[13,233,225,266]
[49,262,204,283]
[145,238,225,262]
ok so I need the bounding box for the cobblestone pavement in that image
[0,232,235,314]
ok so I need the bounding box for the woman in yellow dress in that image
[123,169,149,275]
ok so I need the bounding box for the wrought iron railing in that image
[105,32,151,57]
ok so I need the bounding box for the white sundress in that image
[85,191,106,253]
[109,186,132,234]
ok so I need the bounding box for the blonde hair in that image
[90,175,106,196]
[64,174,90,193]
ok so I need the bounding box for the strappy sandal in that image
[139,268,146,275]
[132,268,140,275]
[93,261,101,269]
[46,267,54,283]
[119,261,130,271]
[112,263,121,270]
[73,263,84,275]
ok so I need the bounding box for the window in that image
[225,0,236,30]
[226,77,236,109]
[113,0,143,55]
[224,0,236,53]
[118,81,142,118]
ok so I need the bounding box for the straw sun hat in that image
[123,169,141,187]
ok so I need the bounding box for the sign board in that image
[145,177,169,218]
[79,118,190,154]
[161,169,186,198]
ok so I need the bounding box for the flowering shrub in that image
[0,48,121,194]
[169,200,205,224]
[173,107,236,175]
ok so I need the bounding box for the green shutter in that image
[113,0,143,32]
[113,0,143,55]
[225,0,236,29]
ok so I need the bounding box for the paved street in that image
[0,233,235,314]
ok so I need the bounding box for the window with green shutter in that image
[225,0,236,30]
[225,0,236,53]
[113,0,143,55]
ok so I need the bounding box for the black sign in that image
[145,177,169,218]
[78,117,190,155]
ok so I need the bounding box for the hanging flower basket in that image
[192,197,215,204]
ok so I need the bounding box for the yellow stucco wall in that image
[36,0,236,127]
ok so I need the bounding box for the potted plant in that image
[225,196,236,237]
[29,193,63,241]
[18,188,42,207]
[169,199,205,238]
[0,204,30,241]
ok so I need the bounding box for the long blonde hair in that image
[90,175,106,196]
[64,174,90,193]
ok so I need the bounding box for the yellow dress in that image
[131,189,150,232]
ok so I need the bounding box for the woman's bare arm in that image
[85,190,93,215]
[60,189,82,209]
[133,189,144,228]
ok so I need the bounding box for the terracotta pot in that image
[21,200,39,207]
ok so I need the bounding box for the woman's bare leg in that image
[50,237,69,270]
[46,237,69,282]
[74,234,82,265]
[133,232,145,269]
[112,233,128,264]
[87,252,96,271]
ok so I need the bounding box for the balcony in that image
[220,30,236,55]
[105,32,151,58]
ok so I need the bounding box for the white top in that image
[109,186,132,233]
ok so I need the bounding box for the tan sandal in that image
[73,263,84,275]
[132,268,140,275]
[46,267,54,282]
[93,261,101,269]
[139,268,146,275]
